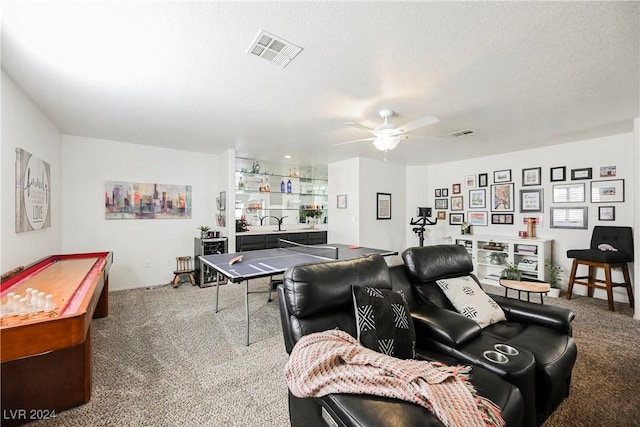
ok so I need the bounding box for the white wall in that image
[328,158,359,245]
[61,135,220,291]
[1,71,63,271]
[406,133,636,304]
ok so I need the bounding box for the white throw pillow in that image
[436,276,506,328]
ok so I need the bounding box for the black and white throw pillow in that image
[352,285,416,359]
[436,276,506,328]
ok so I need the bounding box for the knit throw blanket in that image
[285,330,504,427]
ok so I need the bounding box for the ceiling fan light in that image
[373,136,399,151]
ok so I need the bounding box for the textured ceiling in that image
[2,1,638,167]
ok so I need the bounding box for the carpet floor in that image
[26,279,640,426]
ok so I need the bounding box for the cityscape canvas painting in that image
[105,181,192,219]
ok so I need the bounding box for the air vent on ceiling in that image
[247,30,303,68]
[449,129,476,138]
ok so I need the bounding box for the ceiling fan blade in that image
[333,137,376,146]
[395,116,440,134]
[344,122,375,132]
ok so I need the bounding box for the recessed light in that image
[284,155,292,159]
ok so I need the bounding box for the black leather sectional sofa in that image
[278,244,577,427]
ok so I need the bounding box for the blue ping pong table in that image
[199,241,397,345]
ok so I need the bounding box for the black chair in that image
[399,245,577,427]
[566,226,634,311]
[278,254,525,427]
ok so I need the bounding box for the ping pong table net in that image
[278,239,339,260]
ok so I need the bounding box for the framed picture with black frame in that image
[491,213,514,224]
[376,192,391,220]
[522,167,541,186]
[449,213,464,225]
[435,198,448,209]
[590,179,624,203]
[571,167,592,180]
[550,166,566,182]
[493,169,511,183]
[478,173,488,187]
[598,206,615,221]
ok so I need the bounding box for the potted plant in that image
[300,209,323,229]
[197,225,210,239]
[487,252,508,265]
[460,221,471,235]
[545,260,563,297]
[501,263,522,281]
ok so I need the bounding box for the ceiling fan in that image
[336,109,440,160]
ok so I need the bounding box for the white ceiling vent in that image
[449,129,476,138]
[247,30,303,68]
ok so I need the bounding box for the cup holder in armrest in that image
[494,343,519,356]
[483,350,509,364]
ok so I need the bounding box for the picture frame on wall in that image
[449,213,464,225]
[465,175,477,188]
[442,188,449,197]
[451,196,463,211]
[522,167,541,186]
[478,173,488,187]
[491,213,514,225]
[598,206,615,221]
[599,166,616,178]
[571,167,592,180]
[435,198,448,209]
[337,194,347,209]
[467,211,488,226]
[550,207,588,229]
[590,179,624,203]
[550,166,566,182]
[437,211,447,220]
[552,183,585,203]
[435,188,441,197]
[376,192,391,220]
[490,183,515,211]
[519,188,543,213]
[469,189,486,208]
[452,183,461,194]
[493,169,511,183]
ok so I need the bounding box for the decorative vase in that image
[201,231,208,239]
[547,288,560,298]
[505,270,521,281]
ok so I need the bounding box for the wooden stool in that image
[172,256,195,288]
[566,259,633,311]
[566,226,634,311]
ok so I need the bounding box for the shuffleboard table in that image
[0,251,113,426]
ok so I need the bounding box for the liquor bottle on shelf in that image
[287,179,292,193]
[280,180,285,193]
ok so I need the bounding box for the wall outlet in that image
[145,261,151,268]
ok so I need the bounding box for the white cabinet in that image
[456,235,552,285]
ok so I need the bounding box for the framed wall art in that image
[105,180,192,220]
[598,206,615,221]
[465,175,477,188]
[435,188,441,197]
[435,198,448,209]
[491,183,514,211]
[519,188,543,213]
[571,167,592,180]
[493,169,511,183]
[522,167,541,186]
[449,213,465,225]
[376,192,391,219]
[599,166,616,178]
[550,207,588,229]
[437,211,447,220]
[552,183,585,203]
[550,166,566,182]
[469,189,486,208]
[590,179,624,203]
[467,211,488,226]
[452,183,461,194]
[442,188,449,197]
[451,196,464,211]
[337,194,347,209]
[478,173,488,187]
[491,213,514,225]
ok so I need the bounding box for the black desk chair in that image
[566,226,634,311]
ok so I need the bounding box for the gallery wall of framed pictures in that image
[431,163,625,231]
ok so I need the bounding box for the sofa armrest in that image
[411,305,482,348]
[491,295,575,335]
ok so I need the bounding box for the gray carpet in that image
[28,280,640,426]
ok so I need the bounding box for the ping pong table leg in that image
[215,274,220,313]
[245,279,250,346]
